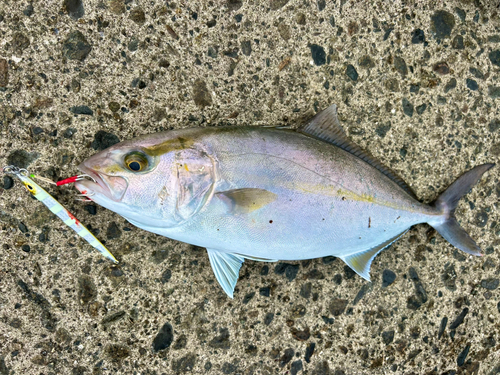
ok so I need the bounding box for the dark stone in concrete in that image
[243,292,255,304]
[172,353,196,372]
[23,4,34,16]
[193,79,212,108]
[12,33,30,53]
[0,58,7,87]
[152,322,174,352]
[300,282,312,298]
[84,205,97,215]
[358,55,375,69]
[438,317,447,339]
[105,344,130,361]
[63,31,91,61]
[433,62,449,75]
[161,269,172,283]
[70,105,93,115]
[227,0,242,11]
[488,86,500,99]
[2,176,14,189]
[475,210,488,227]
[457,344,470,367]
[382,269,396,287]
[317,0,325,11]
[444,78,457,93]
[309,44,326,66]
[209,328,230,349]
[259,287,270,297]
[241,40,252,56]
[329,298,347,316]
[279,348,294,367]
[431,10,455,39]
[305,342,315,363]
[7,150,38,169]
[411,29,425,44]
[345,64,358,81]
[274,263,300,281]
[466,78,478,91]
[402,98,414,117]
[91,130,120,150]
[450,308,468,329]
[106,222,122,240]
[481,278,499,290]
[77,275,96,305]
[452,35,464,49]
[394,56,408,77]
[489,119,500,133]
[291,360,303,375]
[382,330,394,345]
[129,7,146,25]
[264,312,274,325]
[64,0,84,20]
[442,263,457,291]
[489,50,500,67]
[416,103,427,115]
[469,67,484,79]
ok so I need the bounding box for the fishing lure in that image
[3,165,118,264]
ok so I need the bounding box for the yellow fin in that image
[216,188,277,214]
[340,231,406,281]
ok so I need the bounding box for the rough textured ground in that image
[0,0,500,374]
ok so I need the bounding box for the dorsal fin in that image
[298,104,417,199]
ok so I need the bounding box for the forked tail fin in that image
[431,163,495,256]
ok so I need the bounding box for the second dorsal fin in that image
[298,104,417,199]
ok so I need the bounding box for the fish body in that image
[3,166,118,264]
[75,105,493,297]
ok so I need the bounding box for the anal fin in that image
[340,231,407,281]
[207,249,245,298]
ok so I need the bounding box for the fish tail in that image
[430,163,495,256]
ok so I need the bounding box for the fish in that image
[3,166,118,264]
[74,104,494,297]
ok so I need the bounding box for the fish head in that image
[75,133,217,228]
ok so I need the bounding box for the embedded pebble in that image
[431,10,455,39]
[91,130,120,150]
[309,44,326,66]
[152,322,173,352]
[63,31,91,61]
[64,0,84,19]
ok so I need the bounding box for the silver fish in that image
[75,105,494,297]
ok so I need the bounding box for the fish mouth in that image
[75,164,116,200]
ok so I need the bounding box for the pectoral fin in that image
[216,188,277,214]
[207,249,245,298]
[340,231,406,281]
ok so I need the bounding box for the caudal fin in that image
[431,163,495,256]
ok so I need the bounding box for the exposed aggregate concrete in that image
[0,0,500,374]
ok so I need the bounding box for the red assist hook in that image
[56,174,95,186]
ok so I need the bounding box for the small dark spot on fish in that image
[322,218,325,221]
[269,220,273,224]
[368,217,371,228]
[217,229,219,231]
[341,197,346,201]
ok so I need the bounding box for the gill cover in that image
[173,147,217,223]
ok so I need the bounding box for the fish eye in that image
[124,152,148,172]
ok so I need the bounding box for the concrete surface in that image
[1,0,500,374]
